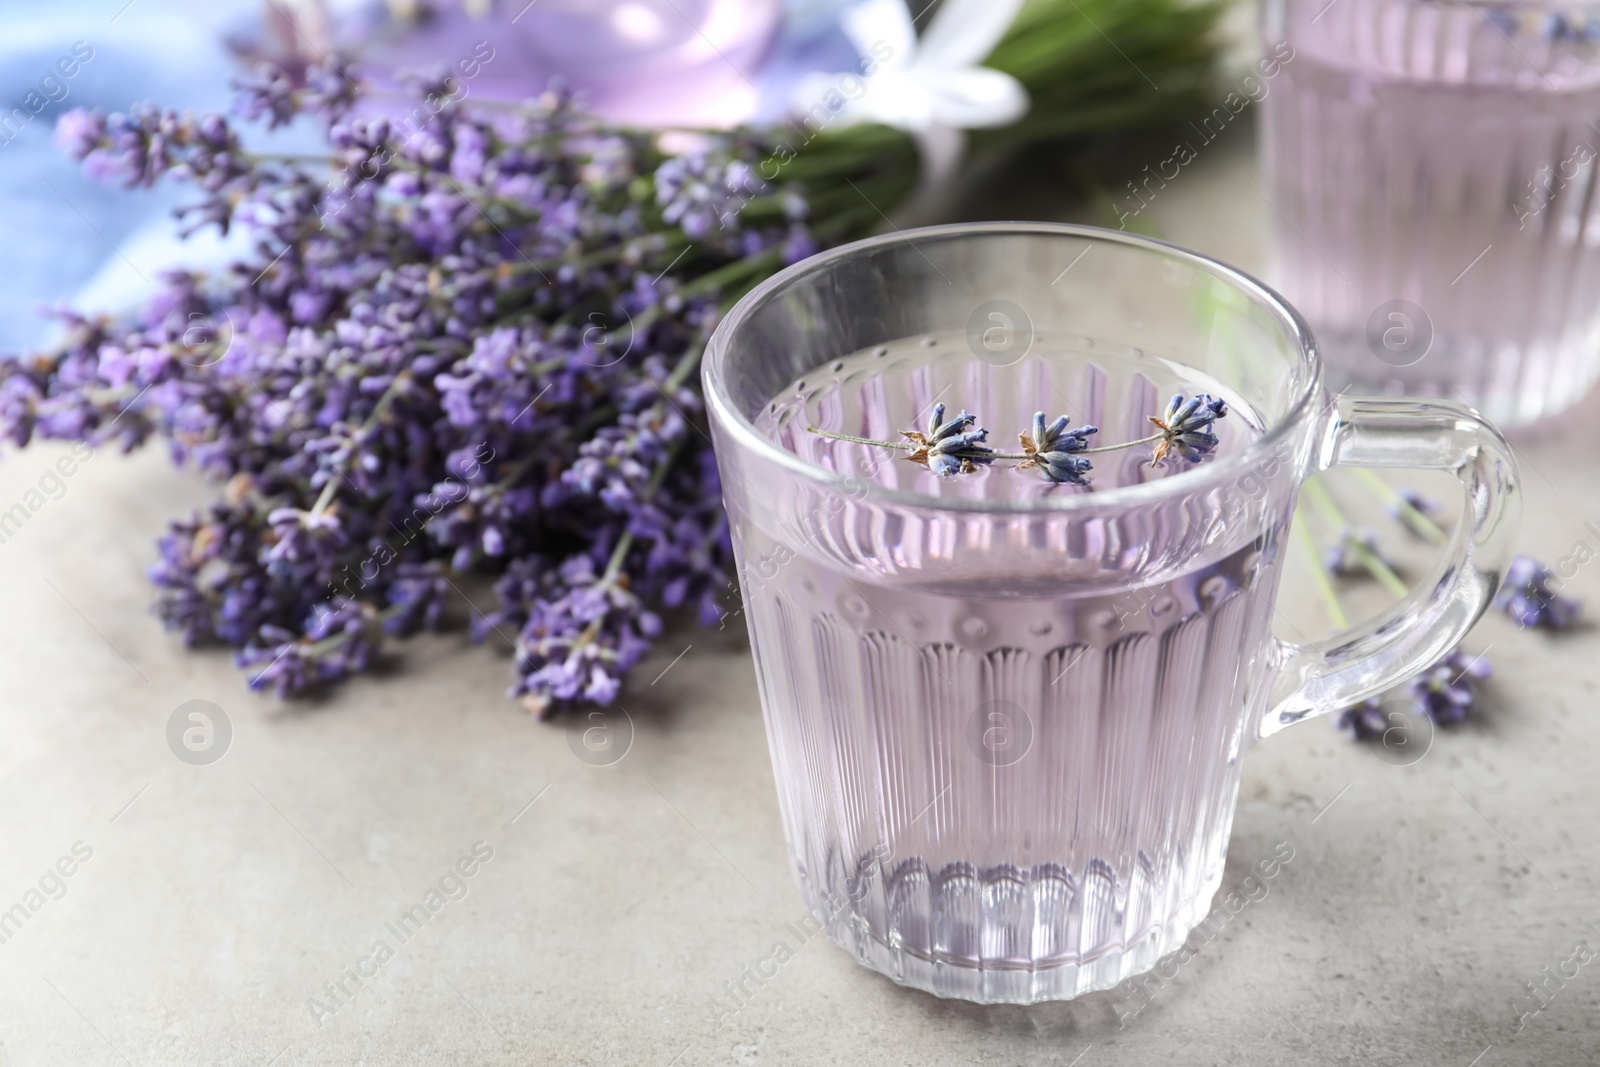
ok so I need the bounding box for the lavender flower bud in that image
[1494,554,1579,630]
[1410,648,1490,725]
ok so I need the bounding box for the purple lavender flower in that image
[234,62,300,129]
[59,103,245,191]
[233,52,358,131]
[1411,648,1490,725]
[1494,554,1579,630]
[148,500,287,648]
[5,55,816,713]
[654,150,769,242]
[52,108,105,159]
[638,446,731,627]
[1017,411,1097,485]
[302,56,360,123]
[385,562,451,636]
[55,105,256,236]
[780,223,816,265]
[1324,527,1386,578]
[1148,393,1227,465]
[507,554,662,716]
[264,507,347,572]
[235,627,315,697]
[562,401,689,509]
[236,599,378,696]
[902,403,995,477]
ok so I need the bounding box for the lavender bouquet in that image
[0,0,1226,715]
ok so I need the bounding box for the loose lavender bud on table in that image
[1334,698,1389,741]
[1324,527,1386,578]
[1494,554,1580,630]
[1410,648,1490,725]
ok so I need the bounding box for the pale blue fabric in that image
[0,0,244,350]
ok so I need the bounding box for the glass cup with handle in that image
[703,222,1519,1004]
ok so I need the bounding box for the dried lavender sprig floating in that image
[806,392,1227,485]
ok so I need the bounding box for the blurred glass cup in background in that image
[245,0,782,128]
[1261,0,1600,427]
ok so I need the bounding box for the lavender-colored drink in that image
[704,223,1517,1004]
[742,339,1280,1001]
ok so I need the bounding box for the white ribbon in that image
[789,0,1029,191]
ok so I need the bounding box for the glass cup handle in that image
[1258,395,1521,743]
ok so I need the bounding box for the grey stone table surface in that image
[5,85,1600,1067]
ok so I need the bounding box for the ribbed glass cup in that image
[1261,0,1600,427]
[703,224,1517,1004]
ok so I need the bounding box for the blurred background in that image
[5,3,1600,1065]
[0,0,1254,352]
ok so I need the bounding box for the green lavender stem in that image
[575,432,685,652]
[1351,468,1448,544]
[1303,478,1410,599]
[1078,431,1163,455]
[246,602,406,687]
[1351,540,1410,600]
[805,429,916,449]
[805,426,1164,460]
[306,370,416,519]
[1293,505,1349,630]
